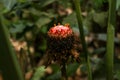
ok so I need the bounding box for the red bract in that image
[48,24,73,38]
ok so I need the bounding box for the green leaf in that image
[92,0,107,9]
[31,66,46,80]
[93,47,106,54]
[115,71,120,80]
[50,64,60,73]
[0,13,24,80]
[116,0,120,10]
[62,12,78,27]
[114,63,120,79]
[0,0,17,13]
[46,71,61,80]
[67,63,79,76]
[36,16,51,28]
[46,64,61,80]
[93,12,108,27]
[18,0,26,3]
[10,21,26,33]
[39,0,56,8]
[58,0,71,8]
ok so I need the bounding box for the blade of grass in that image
[0,14,24,80]
[73,0,92,80]
[106,0,116,80]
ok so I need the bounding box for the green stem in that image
[0,15,24,80]
[106,0,116,80]
[73,0,92,80]
[61,60,67,80]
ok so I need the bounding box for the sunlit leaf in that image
[116,0,120,10]
[0,0,17,13]
[31,66,46,80]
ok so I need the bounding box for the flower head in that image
[46,23,80,65]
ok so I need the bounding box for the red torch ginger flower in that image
[46,23,80,65]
